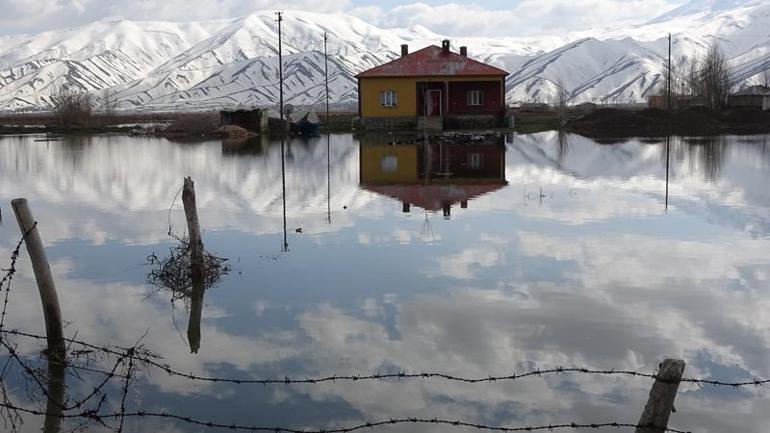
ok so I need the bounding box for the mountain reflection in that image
[1,132,770,433]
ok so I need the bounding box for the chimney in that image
[401,44,409,57]
[460,46,467,57]
[442,39,450,54]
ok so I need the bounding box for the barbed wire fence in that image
[1,199,769,433]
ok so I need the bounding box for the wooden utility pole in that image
[324,32,330,124]
[636,359,685,433]
[11,198,65,356]
[276,11,288,251]
[276,11,285,128]
[666,33,673,110]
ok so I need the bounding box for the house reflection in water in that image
[359,134,507,218]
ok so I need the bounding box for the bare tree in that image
[763,69,770,88]
[685,58,701,99]
[700,42,731,110]
[51,85,93,127]
[554,75,569,124]
[101,88,118,125]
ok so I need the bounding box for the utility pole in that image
[666,33,672,110]
[324,32,330,123]
[276,11,287,251]
[276,11,284,126]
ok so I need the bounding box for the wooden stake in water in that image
[43,356,66,433]
[10,198,65,356]
[182,178,205,353]
[636,359,685,433]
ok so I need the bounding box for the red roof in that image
[357,46,508,78]
[363,183,506,211]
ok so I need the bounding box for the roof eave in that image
[357,72,509,79]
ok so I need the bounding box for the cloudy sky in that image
[0,0,689,37]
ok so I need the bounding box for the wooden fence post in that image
[636,359,686,433]
[43,357,65,433]
[182,178,205,353]
[10,198,65,356]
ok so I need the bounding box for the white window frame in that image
[467,90,483,107]
[468,153,482,169]
[380,90,397,107]
[380,155,398,173]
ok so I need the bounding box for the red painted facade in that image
[422,143,506,180]
[447,81,503,114]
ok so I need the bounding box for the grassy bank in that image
[566,107,770,138]
[3,107,767,138]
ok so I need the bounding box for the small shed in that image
[220,108,269,133]
[729,86,770,111]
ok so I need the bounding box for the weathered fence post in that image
[636,359,686,433]
[10,198,65,356]
[182,178,205,353]
[43,357,66,433]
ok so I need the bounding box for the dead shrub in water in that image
[146,238,230,305]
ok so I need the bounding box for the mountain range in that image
[0,0,767,112]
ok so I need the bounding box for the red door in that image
[427,90,442,116]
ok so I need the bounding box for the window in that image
[467,90,483,106]
[468,153,482,170]
[380,90,397,107]
[381,155,398,173]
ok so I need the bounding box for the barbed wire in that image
[2,329,768,389]
[0,402,692,433]
[0,222,36,331]
[0,225,763,433]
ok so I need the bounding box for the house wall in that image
[729,95,766,109]
[443,144,505,180]
[447,80,504,114]
[359,144,419,184]
[359,78,419,118]
[359,76,506,119]
[220,110,267,133]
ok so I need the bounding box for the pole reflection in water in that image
[43,355,65,433]
[327,133,331,224]
[281,136,289,252]
[666,137,671,210]
[187,274,204,354]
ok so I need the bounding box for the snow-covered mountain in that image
[0,1,767,112]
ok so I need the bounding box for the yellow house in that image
[357,40,509,130]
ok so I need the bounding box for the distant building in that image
[220,108,268,133]
[729,86,770,111]
[647,94,703,110]
[516,102,551,113]
[356,40,509,130]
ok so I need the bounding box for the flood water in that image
[1,132,770,433]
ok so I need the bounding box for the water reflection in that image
[1,132,770,433]
[359,136,507,218]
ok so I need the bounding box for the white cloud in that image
[0,0,350,35]
[352,1,686,37]
[0,0,686,37]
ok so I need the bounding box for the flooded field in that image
[1,132,770,433]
